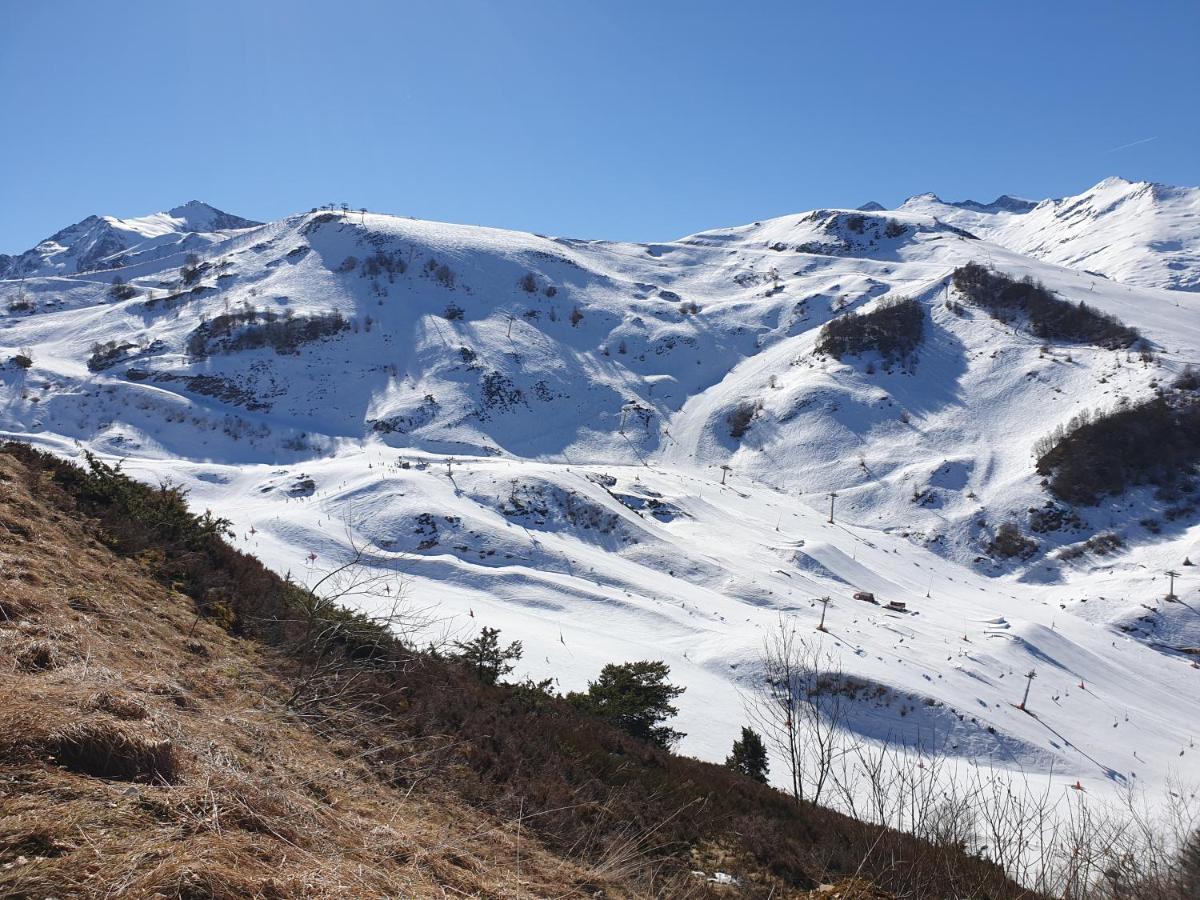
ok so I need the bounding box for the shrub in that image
[988,523,1037,559]
[727,400,759,439]
[187,309,348,357]
[109,276,136,301]
[569,306,583,327]
[1036,397,1200,504]
[1085,531,1123,555]
[443,303,464,321]
[361,249,407,277]
[180,253,201,286]
[816,297,923,366]
[952,263,1140,349]
[1175,364,1200,391]
[88,340,136,372]
[7,294,34,313]
[9,354,32,370]
[518,272,538,293]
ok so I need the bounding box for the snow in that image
[2,182,1199,818]
[0,201,261,279]
[901,176,1200,293]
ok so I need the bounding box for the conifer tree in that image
[452,626,522,685]
[726,726,770,782]
[568,660,684,748]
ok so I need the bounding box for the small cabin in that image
[885,600,907,613]
[853,591,877,604]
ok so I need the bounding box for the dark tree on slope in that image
[816,296,924,367]
[452,626,523,685]
[727,400,759,439]
[725,725,769,782]
[988,523,1037,560]
[186,309,348,357]
[109,276,136,301]
[568,660,685,749]
[1035,397,1200,505]
[952,262,1140,349]
[1175,364,1200,391]
[180,253,201,286]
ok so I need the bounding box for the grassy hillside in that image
[0,442,1026,898]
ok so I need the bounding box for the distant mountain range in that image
[0,200,260,279]
[899,176,1200,292]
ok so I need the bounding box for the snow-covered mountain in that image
[901,176,1200,292]
[0,200,261,279]
[2,183,1198,814]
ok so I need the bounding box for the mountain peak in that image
[1,201,262,279]
[167,199,222,217]
[159,201,262,232]
[1093,175,1135,190]
[901,192,1036,214]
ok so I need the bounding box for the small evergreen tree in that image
[725,726,769,782]
[569,660,684,748]
[452,626,522,685]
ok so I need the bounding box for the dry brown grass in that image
[0,454,623,899]
[0,444,1030,899]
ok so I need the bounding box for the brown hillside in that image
[0,450,624,898]
[0,445,1023,898]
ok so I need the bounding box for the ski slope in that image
[2,184,1199,813]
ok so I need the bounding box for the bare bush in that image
[743,616,849,805]
[280,529,441,717]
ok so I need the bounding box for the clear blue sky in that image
[2,0,1197,251]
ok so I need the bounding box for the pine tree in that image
[568,660,684,748]
[725,726,769,782]
[452,626,522,685]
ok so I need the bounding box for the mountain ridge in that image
[1,179,1198,824]
[0,200,261,280]
[899,176,1200,292]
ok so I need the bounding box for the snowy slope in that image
[2,191,1199,817]
[902,177,1200,292]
